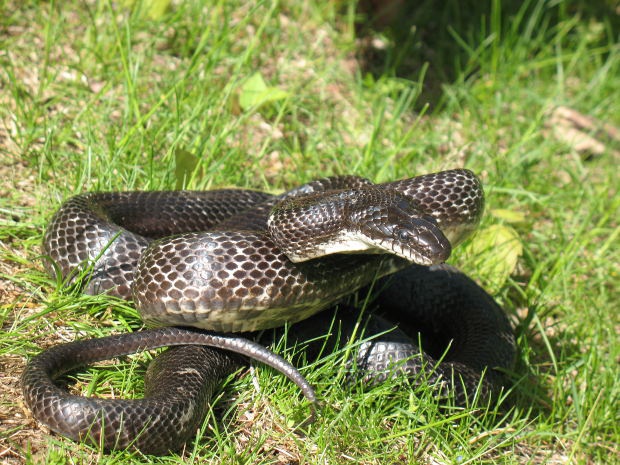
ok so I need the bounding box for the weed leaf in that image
[464,224,523,293]
[239,72,289,111]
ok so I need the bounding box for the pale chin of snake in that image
[22,169,515,455]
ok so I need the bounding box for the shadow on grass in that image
[504,288,591,421]
[355,0,619,109]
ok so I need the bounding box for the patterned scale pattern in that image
[43,189,273,299]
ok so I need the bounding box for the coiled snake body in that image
[22,169,515,455]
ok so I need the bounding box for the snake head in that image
[356,198,452,265]
[270,186,453,265]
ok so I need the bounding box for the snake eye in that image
[397,229,411,242]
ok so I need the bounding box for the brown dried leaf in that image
[546,105,620,158]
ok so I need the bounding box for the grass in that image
[1,0,618,463]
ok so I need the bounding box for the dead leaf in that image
[545,105,620,159]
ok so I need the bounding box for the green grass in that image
[1,0,618,464]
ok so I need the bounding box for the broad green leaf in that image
[463,224,523,293]
[239,72,289,111]
[122,0,171,20]
[174,147,200,189]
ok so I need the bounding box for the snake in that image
[21,169,515,455]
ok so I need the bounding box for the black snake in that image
[22,169,515,455]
